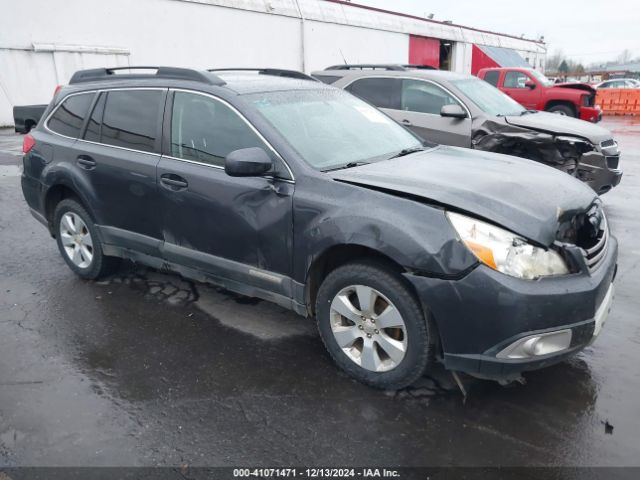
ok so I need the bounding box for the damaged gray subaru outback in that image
[22,67,617,389]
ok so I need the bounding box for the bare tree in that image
[546,49,564,70]
[617,49,633,64]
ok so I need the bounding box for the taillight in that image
[53,85,62,97]
[23,134,36,154]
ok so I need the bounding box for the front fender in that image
[292,177,477,282]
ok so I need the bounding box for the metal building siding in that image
[476,45,530,69]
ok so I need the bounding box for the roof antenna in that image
[339,48,348,65]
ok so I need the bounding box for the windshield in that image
[528,69,554,87]
[452,77,526,116]
[248,89,423,171]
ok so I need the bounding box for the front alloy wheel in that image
[316,262,432,389]
[330,285,407,372]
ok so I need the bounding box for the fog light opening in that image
[497,329,572,359]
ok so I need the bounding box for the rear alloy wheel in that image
[316,262,432,389]
[54,199,119,279]
[59,212,94,268]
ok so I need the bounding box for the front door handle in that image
[160,173,188,191]
[77,155,96,170]
[401,119,413,126]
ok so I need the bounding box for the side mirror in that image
[224,147,273,177]
[440,104,467,119]
[524,80,536,89]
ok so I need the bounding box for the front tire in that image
[547,104,575,117]
[54,199,119,280]
[316,261,432,389]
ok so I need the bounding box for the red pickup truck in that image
[477,67,602,123]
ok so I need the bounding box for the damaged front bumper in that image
[473,125,622,195]
[577,146,623,195]
[579,105,602,123]
[404,235,618,380]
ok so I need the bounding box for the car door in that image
[394,79,471,146]
[156,90,295,298]
[74,88,166,255]
[345,76,471,146]
[501,70,539,109]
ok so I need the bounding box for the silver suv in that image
[312,65,622,194]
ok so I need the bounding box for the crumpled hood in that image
[553,82,596,94]
[330,146,598,246]
[504,111,611,144]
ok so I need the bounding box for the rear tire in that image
[547,104,575,117]
[315,261,432,390]
[54,199,120,280]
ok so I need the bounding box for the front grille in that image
[606,155,620,169]
[600,139,616,148]
[580,217,609,272]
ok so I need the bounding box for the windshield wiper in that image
[520,109,538,116]
[322,161,370,172]
[388,146,425,159]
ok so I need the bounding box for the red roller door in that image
[409,35,440,68]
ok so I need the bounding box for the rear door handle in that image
[77,155,96,170]
[401,119,413,126]
[160,173,188,191]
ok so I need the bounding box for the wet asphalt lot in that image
[0,120,639,474]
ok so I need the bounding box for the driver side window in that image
[400,79,462,115]
[171,92,266,167]
[504,71,529,89]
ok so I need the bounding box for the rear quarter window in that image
[101,90,163,153]
[47,92,95,138]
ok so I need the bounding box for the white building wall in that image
[0,0,546,126]
[303,21,408,72]
[452,42,473,74]
[0,0,303,125]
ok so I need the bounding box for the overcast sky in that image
[353,0,639,65]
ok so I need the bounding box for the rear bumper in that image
[404,236,618,379]
[579,106,602,123]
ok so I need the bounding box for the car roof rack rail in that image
[402,64,438,70]
[324,64,437,71]
[69,66,226,86]
[208,68,317,81]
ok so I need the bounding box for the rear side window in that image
[483,71,500,87]
[101,90,163,153]
[170,91,270,169]
[47,93,94,138]
[346,78,401,109]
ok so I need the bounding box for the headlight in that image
[446,212,569,280]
